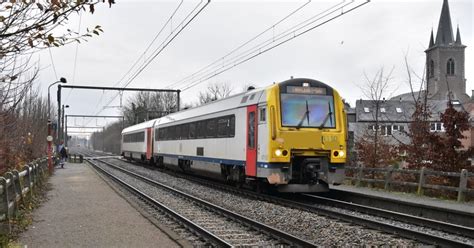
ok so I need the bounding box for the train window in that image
[259,107,266,123]
[189,123,196,139]
[169,126,176,140]
[249,94,255,100]
[241,96,249,103]
[181,124,189,140]
[175,125,182,140]
[206,119,217,138]
[217,117,228,137]
[197,121,206,138]
[248,112,255,148]
[229,115,235,137]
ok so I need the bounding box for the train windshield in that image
[281,93,335,128]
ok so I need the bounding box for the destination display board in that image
[286,86,327,95]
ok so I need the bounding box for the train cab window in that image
[189,123,196,139]
[249,94,255,100]
[241,96,249,103]
[259,107,266,123]
[206,119,217,138]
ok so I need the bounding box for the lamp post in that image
[47,77,67,174]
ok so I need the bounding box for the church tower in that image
[425,0,468,102]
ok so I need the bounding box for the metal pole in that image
[47,120,53,174]
[65,115,68,147]
[57,85,62,142]
[61,105,65,142]
[177,89,181,111]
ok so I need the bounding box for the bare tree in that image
[1,1,114,168]
[197,82,233,105]
[356,67,398,168]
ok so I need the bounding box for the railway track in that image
[111,159,471,247]
[323,188,474,227]
[85,157,317,247]
[76,150,473,247]
[178,174,473,247]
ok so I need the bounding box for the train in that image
[121,78,347,192]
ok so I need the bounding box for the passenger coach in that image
[121,78,347,192]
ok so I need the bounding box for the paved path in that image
[18,163,179,248]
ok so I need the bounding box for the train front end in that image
[264,78,347,192]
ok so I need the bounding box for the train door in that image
[246,105,258,176]
[146,128,152,160]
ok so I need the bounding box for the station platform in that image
[18,162,179,248]
[331,184,474,214]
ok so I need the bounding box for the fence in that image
[0,158,48,234]
[345,166,473,202]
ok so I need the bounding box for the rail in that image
[0,158,48,234]
[345,166,473,202]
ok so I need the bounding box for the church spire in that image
[455,25,462,45]
[429,29,435,48]
[435,0,454,46]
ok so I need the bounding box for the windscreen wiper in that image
[319,102,333,129]
[296,100,310,129]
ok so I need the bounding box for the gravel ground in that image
[95,161,294,247]
[102,158,419,246]
[317,204,474,245]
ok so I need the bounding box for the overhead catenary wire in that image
[85,0,210,122]
[113,0,184,88]
[176,0,370,92]
[86,0,185,114]
[166,0,313,90]
[64,11,83,103]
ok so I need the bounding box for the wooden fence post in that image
[457,169,468,202]
[23,165,33,201]
[384,166,393,191]
[417,167,426,196]
[12,170,23,206]
[0,178,10,234]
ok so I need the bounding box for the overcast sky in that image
[35,0,473,132]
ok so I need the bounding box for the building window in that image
[447,58,455,76]
[364,107,370,113]
[429,60,434,78]
[396,107,402,113]
[430,122,444,132]
[380,107,386,113]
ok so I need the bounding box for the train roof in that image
[153,86,268,127]
[122,119,156,134]
[121,78,338,132]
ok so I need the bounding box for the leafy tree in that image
[431,102,473,171]
[355,131,399,168]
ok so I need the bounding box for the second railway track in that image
[86,157,317,247]
[78,150,473,247]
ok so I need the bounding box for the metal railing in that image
[346,166,473,202]
[0,158,48,234]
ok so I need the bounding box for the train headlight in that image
[275,149,282,157]
[333,150,345,157]
[274,149,288,157]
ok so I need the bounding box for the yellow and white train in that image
[121,78,347,192]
